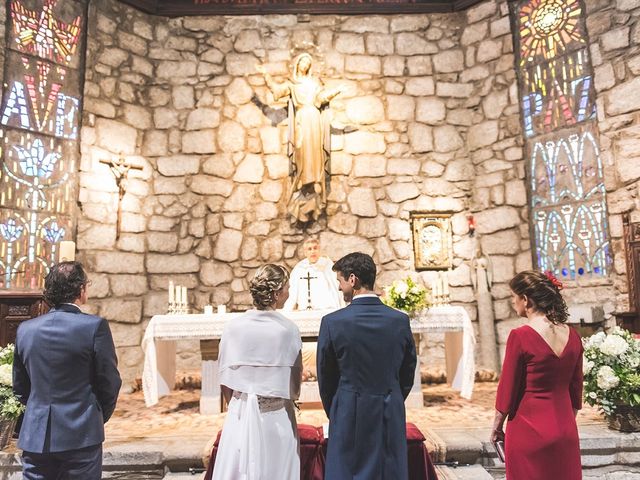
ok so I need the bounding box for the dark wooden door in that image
[0,291,48,346]
[622,215,640,333]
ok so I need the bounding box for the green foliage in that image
[382,277,430,315]
[0,344,24,420]
[582,327,640,417]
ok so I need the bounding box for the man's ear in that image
[349,273,359,288]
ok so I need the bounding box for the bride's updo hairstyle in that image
[250,264,289,309]
[509,270,569,324]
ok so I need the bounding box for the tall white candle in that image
[182,286,188,305]
[443,272,450,296]
[59,241,75,262]
[168,281,175,303]
[218,304,226,314]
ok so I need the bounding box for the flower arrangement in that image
[583,327,640,418]
[0,344,25,420]
[382,277,429,316]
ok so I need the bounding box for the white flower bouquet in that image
[0,344,24,420]
[382,277,429,316]
[583,327,640,418]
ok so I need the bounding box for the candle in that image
[218,304,226,315]
[443,272,450,296]
[169,281,175,303]
[204,305,213,315]
[431,280,437,300]
[182,286,187,305]
[59,241,75,262]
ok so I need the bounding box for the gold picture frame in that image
[411,213,453,270]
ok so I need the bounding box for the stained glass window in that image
[511,0,611,280]
[0,0,86,289]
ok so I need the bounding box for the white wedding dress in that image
[212,310,302,480]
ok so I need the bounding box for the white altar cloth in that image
[142,306,475,411]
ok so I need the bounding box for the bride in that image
[213,264,302,480]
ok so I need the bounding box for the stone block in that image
[147,232,179,253]
[77,220,116,251]
[157,155,200,176]
[359,216,387,238]
[319,232,375,259]
[345,96,384,125]
[202,48,224,64]
[475,207,521,234]
[213,229,243,262]
[436,82,474,98]
[260,237,283,261]
[388,158,420,175]
[182,130,217,154]
[200,262,234,286]
[390,16,429,33]
[95,119,137,155]
[101,299,143,324]
[336,33,365,54]
[147,253,200,273]
[387,95,415,121]
[84,99,116,118]
[366,34,395,55]
[255,202,279,220]
[467,0,496,24]
[186,109,220,130]
[347,187,377,217]
[225,53,258,76]
[387,182,420,203]
[341,16,389,33]
[444,159,473,181]
[491,255,515,283]
[468,121,499,150]
[396,33,437,55]
[259,180,283,202]
[408,123,433,152]
[223,185,257,211]
[477,39,503,63]
[504,180,527,206]
[233,154,264,183]
[154,177,186,195]
[98,48,128,68]
[110,275,148,297]
[606,77,640,115]
[94,252,144,274]
[482,90,509,120]
[328,212,358,235]
[172,85,194,110]
[601,27,630,52]
[416,97,446,124]
[157,61,196,79]
[183,17,225,31]
[406,78,435,96]
[461,22,488,46]
[353,155,386,177]
[433,49,464,73]
[237,103,263,129]
[142,131,168,157]
[480,229,520,255]
[407,56,433,76]
[388,218,411,241]
[117,233,146,253]
[259,127,281,154]
[234,30,262,52]
[87,273,109,299]
[190,175,233,196]
[202,154,235,178]
[154,108,179,129]
[345,55,381,75]
[594,63,616,92]
[383,56,405,76]
[331,152,353,175]
[344,131,386,154]
[225,78,253,105]
[218,121,245,152]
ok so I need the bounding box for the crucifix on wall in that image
[99,155,143,241]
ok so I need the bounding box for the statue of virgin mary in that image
[259,54,341,223]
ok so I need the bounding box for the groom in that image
[317,252,417,479]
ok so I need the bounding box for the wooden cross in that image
[302,270,317,310]
[99,155,143,241]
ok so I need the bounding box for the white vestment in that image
[213,310,302,480]
[283,256,343,311]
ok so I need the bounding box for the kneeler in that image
[204,422,437,480]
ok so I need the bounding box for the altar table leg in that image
[444,332,464,387]
[406,334,424,408]
[200,339,220,415]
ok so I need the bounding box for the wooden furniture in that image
[0,291,48,346]
[620,215,640,333]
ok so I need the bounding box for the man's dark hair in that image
[44,261,88,306]
[332,252,376,290]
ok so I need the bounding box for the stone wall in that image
[586,0,640,312]
[0,2,5,93]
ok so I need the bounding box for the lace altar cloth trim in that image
[142,306,476,406]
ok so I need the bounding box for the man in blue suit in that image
[13,261,122,479]
[317,252,417,479]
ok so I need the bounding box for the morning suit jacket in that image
[317,296,417,480]
[13,304,122,453]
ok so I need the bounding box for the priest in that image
[283,238,342,381]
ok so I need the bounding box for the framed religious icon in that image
[411,213,453,270]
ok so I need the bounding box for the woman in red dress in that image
[492,270,583,480]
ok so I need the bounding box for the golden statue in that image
[258,54,341,223]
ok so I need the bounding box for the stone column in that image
[200,339,220,415]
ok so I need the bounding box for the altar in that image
[142,306,476,414]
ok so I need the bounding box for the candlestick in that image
[204,305,213,315]
[182,286,187,306]
[169,280,175,304]
[59,241,75,262]
[443,272,449,297]
[218,304,226,315]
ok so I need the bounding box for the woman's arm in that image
[491,410,507,443]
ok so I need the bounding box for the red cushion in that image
[298,423,323,444]
[406,422,426,442]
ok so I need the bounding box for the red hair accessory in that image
[544,271,563,290]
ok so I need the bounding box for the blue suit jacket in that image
[317,296,417,479]
[13,304,122,453]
